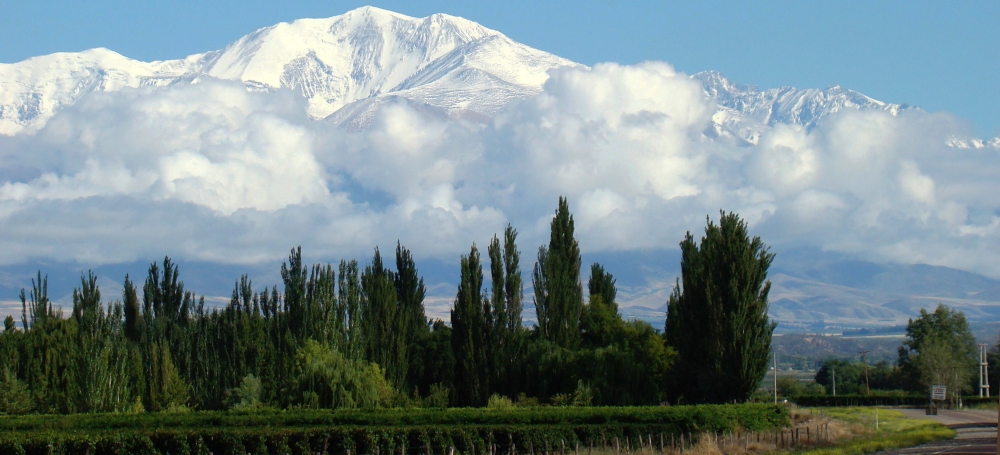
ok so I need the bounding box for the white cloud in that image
[3,65,1000,279]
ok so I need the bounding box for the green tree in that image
[533,197,583,349]
[898,304,976,400]
[580,265,621,349]
[360,248,408,389]
[396,242,429,391]
[451,244,487,406]
[226,374,264,411]
[486,225,525,398]
[0,369,33,414]
[588,263,617,314]
[338,259,364,361]
[72,272,136,412]
[287,339,391,410]
[409,320,455,401]
[665,211,776,403]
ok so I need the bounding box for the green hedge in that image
[790,394,926,407]
[790,394,996,408]
[0,405,788,455]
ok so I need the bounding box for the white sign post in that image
[928,385,946,415]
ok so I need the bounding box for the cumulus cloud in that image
[2,62,1000,280]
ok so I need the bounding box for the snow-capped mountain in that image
[0,5,963,141]
[694,71,909,145]
[0,6,577,135]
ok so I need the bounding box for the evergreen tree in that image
[533,197,583,349]
[665,211,776,404]
[451,244,487,406]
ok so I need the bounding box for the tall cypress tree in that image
[665,211,776,404]
[123,275,142,343]
[395,242,428,391]
[533,197,583,349]
[486,225,524,397]
[451,244,487,406]
[338,260,363,361]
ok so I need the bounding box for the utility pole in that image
[773,352,778,404]
[832,366,836,396]
[979,343,990,398]
[859,350,871,396]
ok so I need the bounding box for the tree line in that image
[773,304,987,405]
[0,198,778,414]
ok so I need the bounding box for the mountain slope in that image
[694,71,909,144]
[0,6,578,135]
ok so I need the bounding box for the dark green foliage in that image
[485,225,526,398]
[408,320,455,401]
[397,242,430,393]
[361,248,409,389]
[814,359,904,395]
[666,211,776,404]
[789,392,929,407]
[533,197,583,349]
[451,244,487,406]
[0,203,795,413]
[0,404,789,453]
[588,263,617,314]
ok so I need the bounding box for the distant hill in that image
[4,247,1000,333]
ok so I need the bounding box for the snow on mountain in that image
[694,70,909,144]
[0,48,200,135]
[2,6,974,144]
[947,136,1000,150]
[0,6,578,135]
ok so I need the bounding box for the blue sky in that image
[1,0,997,137]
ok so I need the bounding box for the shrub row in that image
[790,394,995,408]
[0,405,788,455]
[0,404,787,432]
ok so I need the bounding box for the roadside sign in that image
[932,385,947,400]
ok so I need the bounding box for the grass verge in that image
[793,408,955,455]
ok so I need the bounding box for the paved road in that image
[880,409,998,455]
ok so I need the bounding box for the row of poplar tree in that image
[0,197,777,414]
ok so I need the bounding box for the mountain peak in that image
[0,7,572,134]
[2,7,915,138]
